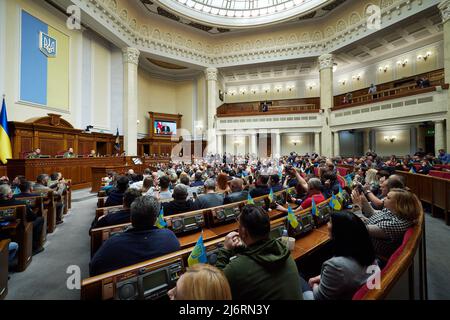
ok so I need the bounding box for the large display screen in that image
[154,121,177,135]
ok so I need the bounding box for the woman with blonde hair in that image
[352,188,421,265]
[168,264,232,300]
[365,168,380,196]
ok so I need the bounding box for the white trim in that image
[16,100,71,114]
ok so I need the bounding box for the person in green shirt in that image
[63,147,75,158]
[216,205,302,300]
[27,148,42,159]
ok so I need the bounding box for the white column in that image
[319,54,334,157]
[417,125,426,152]
[122,47,140,156]
[435,120,446,155]
[273,131,281,159]
[314,132,320,154]
[217,131,224,156]
[333,131,340,157]
[249,131,258,157]
[205,67,218,154]
[439,0,450,150]
[363,128,371,154]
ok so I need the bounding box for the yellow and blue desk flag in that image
[409,167,416,174]
[247,193,255,205]
[268,188,274,203]
[287,205,299,229]
[311,197,319,217]
[155,208,167,229]
[330,194,342,211]
[187,233,207,267]
[0,97,12,165]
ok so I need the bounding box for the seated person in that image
[179,175,195,199]
[269,174,283,193]
[89,196,180,276]
[89,150,97,157]
[190,171,205,187]
[216,205,302,300]
[13,179,40,199]
[104,176,129,207]
[321,170,340,199]
[153,175,173,200]
[224,178,248,204]
[363,175,405,210]
[33,174,65,224]
[0,184,45,255]
[417,159,434,175]
[249,175,271,198]
[194,179,224,210]
[63,147,75,158]
[27,148,42,159]
[438,149,450,164]
[301,211,376,300]
[91,189,141,230]
[276,177,325,213]
[352,188,420,264]
[8,241,19,266]
[162,184,195,216]
[168,264,232,300]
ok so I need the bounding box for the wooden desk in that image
[91,166,131,193]
[6,157,128,190]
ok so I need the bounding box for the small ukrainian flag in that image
[337,185,344,202]
[287,205,299,229]
[155,208,167,229]
[409,166,416,174]
[345,174,353,187]
[187,233,207,267]
[311,197,319,217]
[278,167,283,180]
[330,194,342,211]
[247,193,255,205]
[268,188,274,203]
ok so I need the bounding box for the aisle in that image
[6,189,96,300]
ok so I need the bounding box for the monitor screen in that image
[224,207,238,217]
[184,216,197,225]
[142,269,168,293]
[154,121,177,135]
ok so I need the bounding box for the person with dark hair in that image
[162,184,195,216]
[224,178,248,204]
[13,179,39,198]
[191,171,204,187]
[89,196,180,276]
[321,170,340,199]
[216,205,301,300]
[104,176,130,207]
[363,175,405,210]
[249,175,270,198]
[33,173,65,224]
[269,174,283,192]
[91,188,142,230]
[302,211,376,300]
[155,175,173,200]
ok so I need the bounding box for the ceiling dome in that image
[155,0,333,28]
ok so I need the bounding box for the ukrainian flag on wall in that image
[0,97,12,164]
[20,11,69,109]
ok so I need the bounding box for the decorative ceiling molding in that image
[147,58,188,69]
[67,0,441,68]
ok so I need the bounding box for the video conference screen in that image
[154,121,177,135]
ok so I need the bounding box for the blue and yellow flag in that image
[287,205,299,229]
[278,167,283,180]
[409,166,416,174]
[337,185,344,202]
[268,188,274,203]
[311,197,319,217]
[330,194,342,211]
[0,97,12,165]
[247,193,255,205]
[187,233,207,267]
[345,174,353,187]
[155,208,167,229]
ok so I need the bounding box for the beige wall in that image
[91,40,111,131]
[138,69,196,136]
[281,133,314,155]
[375,129,411,157]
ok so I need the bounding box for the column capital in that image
[122,47,140,65]
[318,54,334,71]
[434,119,445,124]
[438,0,450,24]
[247,130,258,136]
[205,67,218,81]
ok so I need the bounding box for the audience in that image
[224,178,248,204]
[89,196,180,276]
[194,179,224,209]
[33,174,64,224]
[104,176,130,207]
[162,184,196,216]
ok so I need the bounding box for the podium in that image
[91,165,131,193]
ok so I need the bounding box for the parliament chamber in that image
[0,0,450,306]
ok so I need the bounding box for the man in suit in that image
[0,184,45,255]
[161,124,171,134]
[224,178,248,204]
[89,196,180,276]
